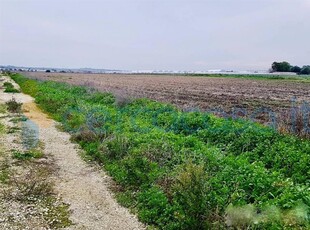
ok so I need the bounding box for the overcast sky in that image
[0,0,309,71]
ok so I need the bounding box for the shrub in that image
[4,87,19,93]
[103,135,130,159]
[114,94,133,108]
[119,152,161,188]
[3,82,13,87]
[3,81,19,93]
[71,126,98,142]
[137,187,177,228]
[9,167,53,201]
[172,162,210,229]
[5,98,22,113]
[300,66,310,75]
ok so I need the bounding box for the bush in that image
[3,82,13,87]
[5,98,22,113]
[119,152,161,188]
[271,61,291,72]
[291,66,302,73]
[4,88,19,93]
[103,135,130,159]
[137,187,176,228]
[3,81,19,93]
[172,162,210,229]
[300,66,310,75]
[114,94,133,108]
[71,127,97,143]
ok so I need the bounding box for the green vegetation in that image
[12,149,43,160]
[0,122,9,184]
[9,116,28,123]
[5,98,22,113]
[271,61,292,72]
[41,197,72,228]
[0,103,7,114]
[271,61,310,75]
[301,66,310,75]
[7,126,21,134]
[0,122,5,134]
[3,81,20,93]
[11,73,310,229]
[0,160,9,183]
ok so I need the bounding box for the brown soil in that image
[22,72,310,114]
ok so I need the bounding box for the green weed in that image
[0,103,7,113]
[0,122,5,134]
[9,116,28,123]
[3,82,20,93]
[0,160,10,183]
[40,197,72,228]
[12,149,43,160]
[7,126,20,134]
[5,98,22,113]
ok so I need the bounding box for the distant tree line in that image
[271,61,310,75]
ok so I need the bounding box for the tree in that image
[300,66,310,75]
[271,61,291,72]
[290,66,301,73]
[271,62,279,72]
[46,69,51,73]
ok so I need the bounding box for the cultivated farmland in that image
[22,72,310,111]
[23,72,310,136]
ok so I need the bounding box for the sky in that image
[0,0,309,71]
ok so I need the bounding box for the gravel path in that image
[41,122,144,230]
[0,75,144,230]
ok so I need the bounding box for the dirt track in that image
[0,75,144,229]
